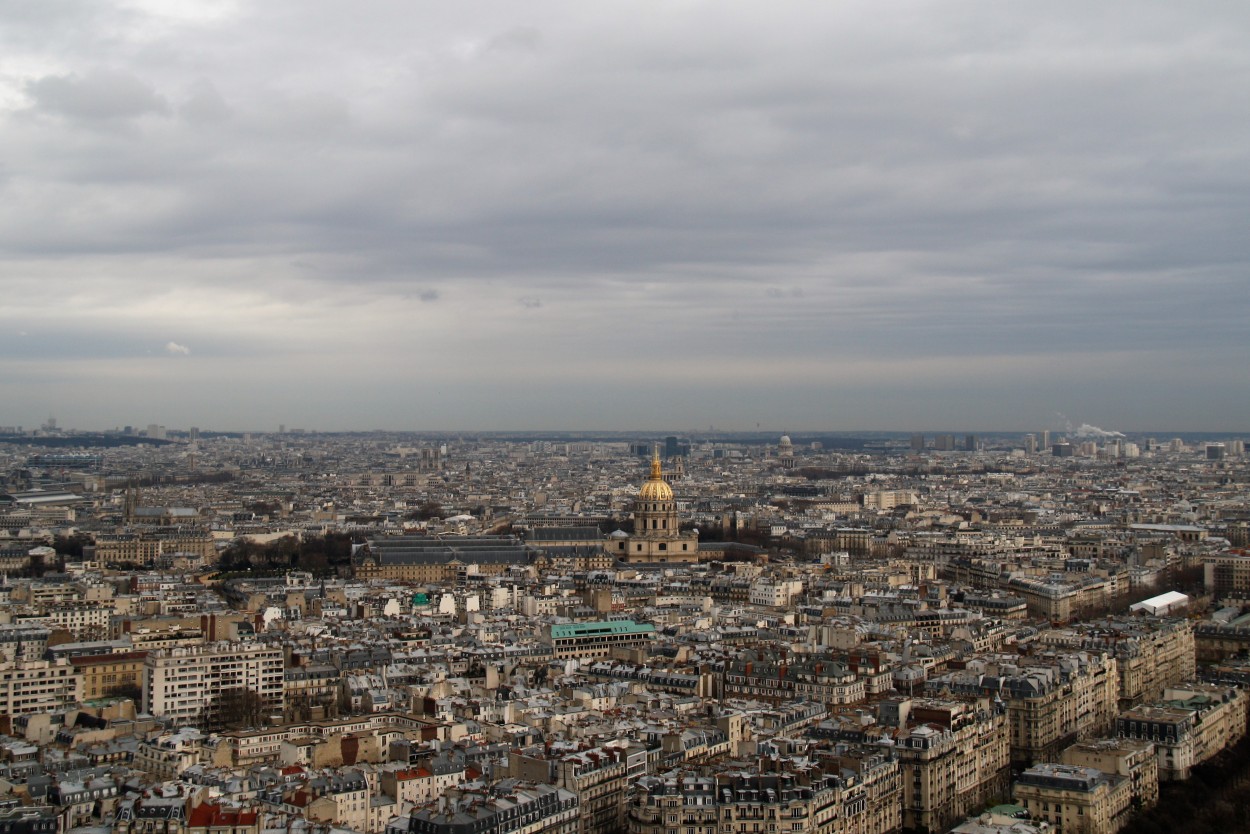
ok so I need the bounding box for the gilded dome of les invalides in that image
[637,451,674,502]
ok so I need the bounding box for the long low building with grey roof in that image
[356,536,540,582]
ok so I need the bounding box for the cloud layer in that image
[1,1,1248,431]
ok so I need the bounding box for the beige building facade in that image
[0,659,82,715]
[1013,764,1132,834]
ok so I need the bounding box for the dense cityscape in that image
[0,423,1248,834]
[5,0,1249,833]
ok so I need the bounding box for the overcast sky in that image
[2,1,1247,433]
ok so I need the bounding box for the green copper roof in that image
[550,620,655,639]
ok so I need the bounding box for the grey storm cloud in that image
[0,0,1248,430]
[26,69,169,120]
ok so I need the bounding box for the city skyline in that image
[5,421,1247,447]
[2,2,1248,431]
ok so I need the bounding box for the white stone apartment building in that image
[142,641,284,728]
[749,578,804,608]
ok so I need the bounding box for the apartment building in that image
[407,783,579,834]
[306,771,371,833]
[546,621,656,660]
[1036,619,1195,708]
[874,699,1011,834]
[125,625,207,653]
[628,760,901,834]
[72,651,147,700]
[0,659,83,715]
[132,728,206,779]
[724,654,866,707]
[1060,739,1158,812]
[749,579,805,608]
[1007,576,1108,625]
[142,642,284,728]
[928,653,1119,766]
[828,750,903,834]
[1115,684,1249,780]
[1013,764,1132,834]
[509,744,631,834]
[864,491,918,511]
[1203,552,1250,599]
[91,531,216,564]
[9,579,92,606]
[0,624,50,663]
[0,807,58,834]
[283,664,342,721]
[380,756,466,806]
[44,602,113,640]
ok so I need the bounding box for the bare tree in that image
[211,688,267,730]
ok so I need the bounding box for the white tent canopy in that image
[1130,591,1189,616]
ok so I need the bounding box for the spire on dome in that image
[639,445,673,502]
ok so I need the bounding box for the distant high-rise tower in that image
[1041,430,1051,449]
[1024,434,1038,454]
[910,434,925,451]
[965,434,977,452]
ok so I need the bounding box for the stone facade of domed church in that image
[610,451,699,564]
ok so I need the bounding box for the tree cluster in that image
[52,533,93,559]
[20,552,66,578]
[207,688,268,731]
[404,502,445,521]
[217,532,361,574]
[1123,731,1250,834]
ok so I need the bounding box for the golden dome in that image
[638,451,674,502]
